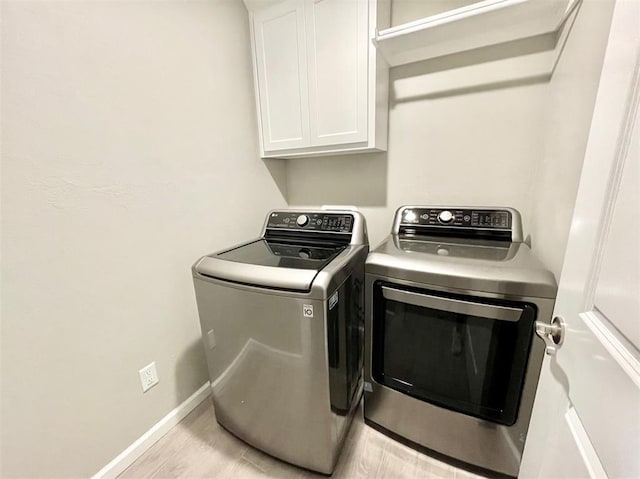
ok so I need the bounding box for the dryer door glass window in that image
[371,283,536,425]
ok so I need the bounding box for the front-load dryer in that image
[192,209,368,474]
[364,206,557,477]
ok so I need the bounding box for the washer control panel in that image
[267,211,354,233]
[399,207,512,231]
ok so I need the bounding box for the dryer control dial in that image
[438,210,454,223]
[296,214,310,227]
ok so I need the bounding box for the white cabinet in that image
[306,0,368,147]
[252,0,310,152]
[246,0,389,159]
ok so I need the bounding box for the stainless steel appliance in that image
[192,209,368,474]
[363,206,557,477]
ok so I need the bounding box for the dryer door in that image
[371,283,536,425]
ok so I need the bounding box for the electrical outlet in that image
[207,329,216,349]
[138,362,159,393]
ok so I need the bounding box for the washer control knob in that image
[438,210,454,223]
[296,214,310,227]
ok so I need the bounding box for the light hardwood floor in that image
[119,398,487,479]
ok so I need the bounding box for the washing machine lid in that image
[366,235,557,298]
[195,239,346,291]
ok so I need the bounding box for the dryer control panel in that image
[401,208,511,229]
[396,206,522,242]
[267,211,354,233]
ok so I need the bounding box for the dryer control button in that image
[296,214,310,227]
[438,210,454,223]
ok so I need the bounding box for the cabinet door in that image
[253,0,310,151]
[305,0,369,146]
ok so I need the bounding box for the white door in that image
[305,0,368,146]
[520,1,640,477]
[253,0,311,152]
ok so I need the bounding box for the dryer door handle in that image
[381,286,523,322]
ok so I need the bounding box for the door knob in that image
[535,316,565,356]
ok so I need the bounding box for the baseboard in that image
[91,382,211,479]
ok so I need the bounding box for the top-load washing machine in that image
[363,206,557,477]
[192,209,368,474]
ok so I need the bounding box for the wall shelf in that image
[375,0,580,67]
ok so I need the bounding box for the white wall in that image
[527,0,615,279]
[0,1,286,477]
[287,66,546,248]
